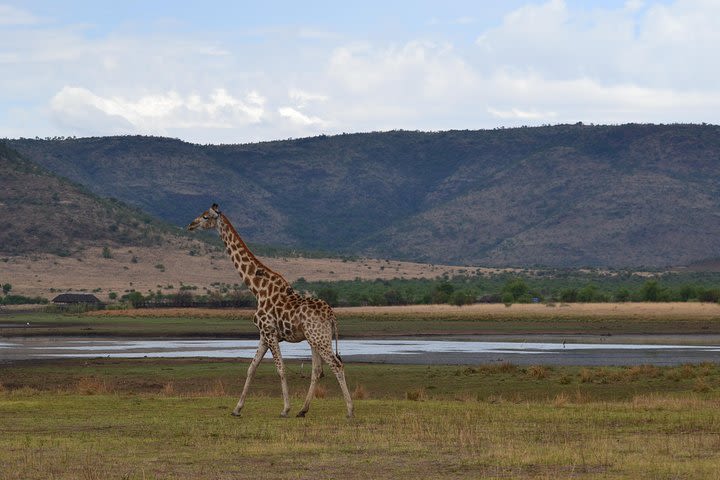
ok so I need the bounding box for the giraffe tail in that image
[332,314,341,360]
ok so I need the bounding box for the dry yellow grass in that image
[84,302,720,321]
[335,302,720,321]
[4,245,489,301]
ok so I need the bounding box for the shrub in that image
[697,288,720,303]
[501,292,514,306]
[527,365,549,379]
[352,384,368,400]
[121,291,145,308]
[451,290,474,306]
[559,288,578,302]
[313,385,327,399]
[614,288,630,302]
[0,295,48,305]
[577,284,599,302]
[502,278,528,302]
[405,388,427,401]
[640,280,670,301]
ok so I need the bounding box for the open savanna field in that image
[3,304,720,478]
[1,246,488,301]
[1,359,720,479]
[3,302,720,337]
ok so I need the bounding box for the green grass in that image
[2,360,720,479]
[3,360,720,402]
[0,311,258,337]
[3,306,720,338]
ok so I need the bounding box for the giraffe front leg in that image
[232,343,268,416]
[268,340,291,418]
[297,348,322,417]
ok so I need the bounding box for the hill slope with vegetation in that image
[0,142,187,256]
[10,123,720,267]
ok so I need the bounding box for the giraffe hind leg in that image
[316,344,354,419]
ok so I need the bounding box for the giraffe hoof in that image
[280,412,289,418]
[296,411,307,418]
[230,411,241,417]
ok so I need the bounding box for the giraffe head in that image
[187,203,222,231]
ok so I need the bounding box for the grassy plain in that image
[2,302,720,337]
[2,246,479,301]
[1,360,720,479]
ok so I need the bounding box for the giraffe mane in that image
[220,213,290,285]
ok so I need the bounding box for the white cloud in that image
[2,1,720,143]
[50,86,266,135]
[0,4,43,25]
[278,107,327,127]
[288,88,329,108]
[624,0,645,12]
[487,107,557,120]
[475,0,720,90]
[297,28,340,39]
[328,41,477,100]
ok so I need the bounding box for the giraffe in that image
[187,203,354,418]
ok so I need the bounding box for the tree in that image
[102,246,112,259]
[122,291,144,308]
[559,288,578,302]
[614,288,630,302]
[317,287,339,307]
[577,284,598,302]
[2,283,11,295]
[502,278,528,301]
[383,289,406,306]
[679,285,697,301]
[640,280,672,302]
[451,290,474,306]
[431,282,454,304]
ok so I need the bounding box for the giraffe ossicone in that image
[187,203,354,418]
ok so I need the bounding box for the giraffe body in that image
[188,204,353,418]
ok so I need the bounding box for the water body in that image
[2,336,720,366]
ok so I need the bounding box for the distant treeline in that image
[292,271,720,307]
[119,290,256,309]
[0,294,49,306]
[30,270,720,309]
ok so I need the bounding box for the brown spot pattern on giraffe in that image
[195,210,353,417]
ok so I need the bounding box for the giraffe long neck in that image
[216,214,291,301]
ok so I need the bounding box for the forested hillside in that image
[0,143,185,255]
[10,123,720,267]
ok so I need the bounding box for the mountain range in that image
[8,123,720,267]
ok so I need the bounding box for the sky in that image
[1,0,718,144]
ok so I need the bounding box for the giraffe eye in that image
[202,215,208,220]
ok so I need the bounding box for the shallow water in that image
[2,336,720,366]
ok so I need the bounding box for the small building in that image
[52,293,102,305]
